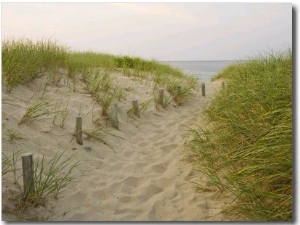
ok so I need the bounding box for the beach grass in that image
[18,101,49,125]
[52,101,70,128]
[2,150,22,177]
[153,88,172,109]
[2,39,67,91]
[2,150,80,208]
[186,49,292,221]
[2,38,191,86]
[26,152,80,205]
[5,128,25,142]
[2,38,196,108]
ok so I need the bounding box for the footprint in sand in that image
[150,129,165,135]
[151,163,167,174]
[90,188,110,203]
[137,141,150,148]
[95,160,105,170]
[120,176,140,194]
[160,144,178,151]
[137,184,163,203]
[117,195,135,204]
[166,121,178,127]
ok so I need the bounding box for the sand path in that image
[2,71,229,221]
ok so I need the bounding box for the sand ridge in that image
[2,69,230,221]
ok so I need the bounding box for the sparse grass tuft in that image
[127,99,153,118]
[18,101,49,125]
[98,93,114,117]
[24,151,80,205]
[2,150,22,177]
[166,81,191,105]
[139,99,153,113]
[83,127,109,145]
[52,101,69,128]
[83,127,123,151]
[5,129,25,142]
[2,150,80,208]
[112,86,126,101]
[153,88,172,109]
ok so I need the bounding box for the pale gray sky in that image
[1,2,292,60]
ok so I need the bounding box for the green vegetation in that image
[5,128,25,142]
[52,101,70,128]
[2,150,22,177]
[25,152,80,205]
[2,38,196,109]
[186,50,292,221]
[19,101,49,125]
[2,150,80,207]
[153,88,172,109]
[2,38,198,220]
[2,39,195,95]
[2,39,67,91]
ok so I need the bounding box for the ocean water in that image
[162,60,238,82]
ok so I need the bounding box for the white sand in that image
[2,69,231,221]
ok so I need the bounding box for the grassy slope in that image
[187,50,292,221]
[2,39,196,101]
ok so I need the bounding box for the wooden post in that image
[132,100,140,118]
[111,102,119,129]
[177,86,181,94]
[22,153,35,196]
[201,83,206,97]
[222,81,225,88]
[159,89,164,105]
[76,117,83,145]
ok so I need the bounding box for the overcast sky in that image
[1,2,292,61]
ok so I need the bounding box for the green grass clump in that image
[2,38,195,97]
[186,49,292,221]
[18,101,49,125]
[2,150,21,177]
[114,55,186,78]
[52,101,69,128]
[25,152,80,205]
[2,39,67,91]
[66,51,117,73]
[5,129,25,142]
[2,150,80,207]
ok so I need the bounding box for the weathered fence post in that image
[201,83,206,97]
[132,100,140,118]
[222,81,225,88]
[159,89,164,105]
[177,86,181,94]
[76,117,83,145]
[22,153,35,197]
[111,102,119,129]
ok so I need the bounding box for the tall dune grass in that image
[186,49,292,221]
[2,38,195,106]
[2,39,67,91]
[2,38,189,88]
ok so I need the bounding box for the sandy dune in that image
[2,69,231,221]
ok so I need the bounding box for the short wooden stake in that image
[177,86,181,94]
[159,89,164,105]
[76,117,83,145]
[201,83,206,97]
[22,153,35,196]
[111,103,119,129]
[222,81,225,88]
[132,100,140,118]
